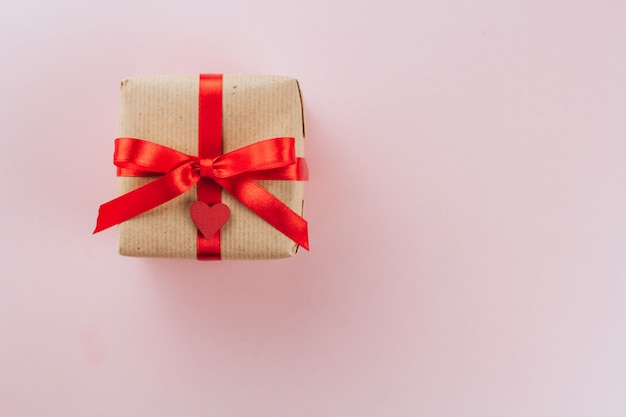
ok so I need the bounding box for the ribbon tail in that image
[218,178,309,250]
[94,163,198,233]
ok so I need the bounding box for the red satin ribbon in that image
[197,74,223,259]
[93,137,309,250]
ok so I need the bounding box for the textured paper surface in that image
[117,75,305,259]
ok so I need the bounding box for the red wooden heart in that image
[189,202,230,238]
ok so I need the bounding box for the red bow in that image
[94,136,309,250]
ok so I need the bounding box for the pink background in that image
[1,0,625,416]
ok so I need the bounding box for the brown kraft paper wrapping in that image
[116,75,306,259]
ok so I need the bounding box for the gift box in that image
[94,74,309,260]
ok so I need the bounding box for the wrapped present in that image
[94,74,309,260]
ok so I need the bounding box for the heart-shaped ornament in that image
[190,202,230,238]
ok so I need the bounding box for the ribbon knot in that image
[198,158,214,178]
[94,136,309,250]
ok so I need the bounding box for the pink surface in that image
[1,0,625,415]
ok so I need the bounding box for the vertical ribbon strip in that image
[197,74,223,260]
